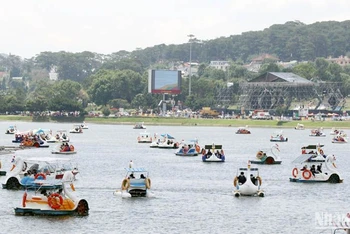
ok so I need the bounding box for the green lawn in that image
[0,115,348,129]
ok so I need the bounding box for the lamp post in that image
[188,34,195,96]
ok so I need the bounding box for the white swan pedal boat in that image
[5,125,17,134]
[250,144,281,164]
[14,171,89,216]
[233,162,264,197]
[80,122,89,129]
[69,125,83,134]
[309,128,326,137]
[270,131,288,142]
[294,123,305,130]
[175,139,201,156]
[137,132,153,143]
[114,167,152,198]
[290,145,343,183]
[157,134,179,149]
[201,144,225,162]
[46,130,70,143]
[332,135,348,144]
[133,122,146,129]
[2,157,78,190]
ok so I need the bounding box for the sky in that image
[1,0,350,59]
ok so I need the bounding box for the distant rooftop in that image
[249,72,312,83]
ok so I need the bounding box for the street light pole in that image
[188,34,194,96]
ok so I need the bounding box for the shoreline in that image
[0,115,349,129]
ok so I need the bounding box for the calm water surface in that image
[0,122,349,234]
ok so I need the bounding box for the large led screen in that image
[148,70,181,94]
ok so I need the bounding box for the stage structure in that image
[237,72,344,111]
[148,70,182,115]
[215,84,235,108]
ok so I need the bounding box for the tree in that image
[315,58,330,80]
[292,62,316,80]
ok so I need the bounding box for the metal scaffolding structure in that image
[237,82,344,111]
[215,85,235,107]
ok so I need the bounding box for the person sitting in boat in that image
[183,145,189,154]
[140,174,146,179]
[310,165,316,176]
[129,173,135,179]
[238,172,246,185]
[64,143,71,151]
[206,149,212,158]
[250,174,257,185]
[215,150,222,158]
[317,164,322,173]
[301,165,308,171]
[20,173,34,185]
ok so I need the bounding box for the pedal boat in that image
[201,144,225,162]
[289,145,343,183]
[114,167,152,198]
[175,139,201,156]
[2,157,78,190]
[14,171,88,216]
[233,161,264,197]
[250,144,281,164]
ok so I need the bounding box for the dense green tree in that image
[26,95,48,112]
[292,62,317,80]
[88,69,146,106]
[315,58,330,80]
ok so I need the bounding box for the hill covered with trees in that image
[1,20,350,114]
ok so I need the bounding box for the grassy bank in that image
[84,117,349,129]
[0,115,348,129]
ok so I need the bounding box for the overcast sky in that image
[1,0,349,59]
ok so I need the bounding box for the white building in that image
[209,61,230,71]
[49,66,58,81]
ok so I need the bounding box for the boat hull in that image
[270,139,288,142]
[250,160,281,165]
[289,178,343,183]
[14,199,89,216]
[202,155,225,162]
[51,151,77,155]
[289,173,343,183]
[175,153,198,156]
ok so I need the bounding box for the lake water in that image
[0,121,349,234]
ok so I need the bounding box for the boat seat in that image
[130,179,146,188]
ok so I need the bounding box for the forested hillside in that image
[0,20,350,114]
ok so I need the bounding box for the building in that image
[249,72,312,83]
[326,56,350,66]
[239,72,343,111]
[209,61,230,71]
[245,54,279,73]
[49,66,58,81]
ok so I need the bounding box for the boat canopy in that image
[301,144,324,149]
[239,168,259,171]
[24,157,72,163]
[292,154,325,164]
[181,139,198,145]
[33,128,51,134]
[204,144,222,149]
[160,134,175,139]
[124,168,148,172]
